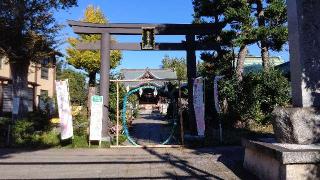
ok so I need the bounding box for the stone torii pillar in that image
[186,34,197,134]
[100,33,111,141]
[272,0,320,144]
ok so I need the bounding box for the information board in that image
[89,95,103,141]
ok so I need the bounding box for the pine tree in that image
[253,0,287,70]
[193,0,236,78]
[225,0,255,81]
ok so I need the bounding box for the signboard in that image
[89,95,103,141]
[55,80,73,140]
[141,27,155,50]
[193,77,205,136]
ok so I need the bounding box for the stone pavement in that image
[128,113,178,145]
[0,147,256,179]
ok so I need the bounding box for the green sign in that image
[141,27,155,50]
[92,95,103,102]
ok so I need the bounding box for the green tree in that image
[225,0,255,81]
[0,0,77,118]
[66,5,122,111]
[193,0,236,78]
[57,69,87,105]
[161,55,187,80]
[252,0,287,70]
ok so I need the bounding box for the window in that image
[41,58,49,79]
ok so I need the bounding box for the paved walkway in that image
[0,147,255,179]
[128,113,177,145]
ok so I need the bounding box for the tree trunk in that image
[87,72,96,117]
[261,45,270,71]
[256,0,270,71]
[10,61,30,120]
[236,45,248,81]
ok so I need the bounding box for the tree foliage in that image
[161,55,187,80]
[193,0,236,79]
[252,0,287,70]
[66,5,122,86]
[219,68,290,124]
[192,0,289,127]
[57,69,87,105]
[0,0,77,63]
[0,0,77,118]
[193,0,287,77]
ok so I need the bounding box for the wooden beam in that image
[68,20,215,35]
[76,42,216,51]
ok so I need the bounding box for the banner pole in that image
[116,81,119,146]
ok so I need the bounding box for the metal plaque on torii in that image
[141,27,155,50]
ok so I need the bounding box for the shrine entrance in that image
[68,20,215,146]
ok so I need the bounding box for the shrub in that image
[219,68,290,125]
[0,117,10,146]
[11,119,37,145]
[73,112,89,136]
[40,130,60,146]
[72,135,88,148]
[28,111,52,132]
[112,134,127,145]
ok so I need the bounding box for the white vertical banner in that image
[89,95,103,141]
[55,80,73,140]
[193,77,205,136]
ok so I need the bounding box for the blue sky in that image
[55,0,289,72]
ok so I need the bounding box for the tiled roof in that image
[241,56,285,73]
[120,68,177,88]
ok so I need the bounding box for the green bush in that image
[220,69,290,125]
[28,111,52,131]
[11,119,37,146]
[40,130,60,146]
[73,113,88,136]
[0,117,10,146]
[112,134,127,145]
[72,135,88,148]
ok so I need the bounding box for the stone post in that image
[272,0,320,144]
[287,0,320,107]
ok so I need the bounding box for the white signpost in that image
[89,95,103,146]
[193,77,205,136]
[55,80,73,140]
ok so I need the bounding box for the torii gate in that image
[68,20,216,141]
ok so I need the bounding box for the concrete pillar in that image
[186,34,197,134]
[288,0,320,107]
[100,33,111,141]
